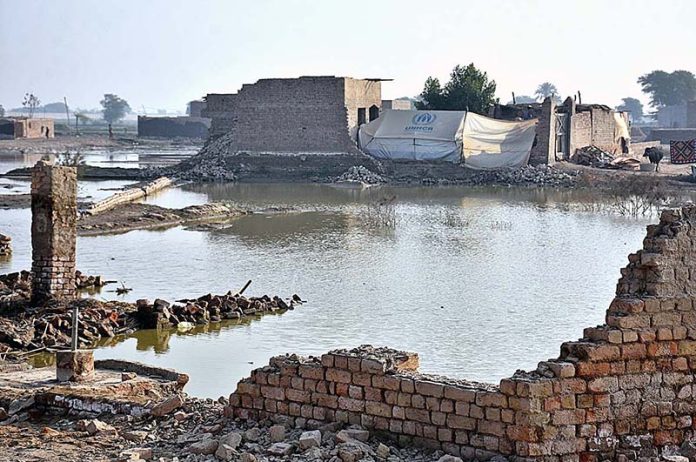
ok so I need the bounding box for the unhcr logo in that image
[405,112,436,132]
[412,112,436,125]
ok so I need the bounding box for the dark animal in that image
[644,147,664,172]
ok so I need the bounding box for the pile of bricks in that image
[0,233,10,256]
[228,206,696,461]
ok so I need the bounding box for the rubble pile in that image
[172,135,238,182]
[0,270,108,307]
[0,268,304,352]
[573,145,614,168]
[136,292,304,329]
[0,395,456,462]
[0,298,137,353]
[0,271,31,307]
[464,165,578,187]
[75,270,109,290]
[334,166,386,185]
[0,234,10,256]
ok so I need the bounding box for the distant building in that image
[491,98,631,164]
[202,76,385,155]
[187,100,206,118]
[0,117,54,140]
[137,116,210,138]
[381,99,412,110]
[655,101,696,128]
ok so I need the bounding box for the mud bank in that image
[78,202,249,235]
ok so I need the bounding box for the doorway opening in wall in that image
[554,113,568,160]
[369,105,379,122]
[358,108,367,126]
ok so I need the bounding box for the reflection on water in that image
[0,182,681,398]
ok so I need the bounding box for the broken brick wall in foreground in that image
[229,206,696,461]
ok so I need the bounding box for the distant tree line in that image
[5,92,132,127]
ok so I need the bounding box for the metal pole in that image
[71,305,79,351]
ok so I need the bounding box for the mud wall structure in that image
[564,99,630,158]
[31,161,77,302]
[137,116,210,138]
[0,117,54,139]
[528,98,556,167]
[203,76,381,154]
[229,206,696,461]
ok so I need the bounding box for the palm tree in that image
[535,82,560,102]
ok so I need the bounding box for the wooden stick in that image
[238,279,252,296]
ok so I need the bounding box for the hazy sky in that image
[1,0,694,112]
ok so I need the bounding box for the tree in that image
[416,64,497,114]
[616,97,644,122]
[535,82,560,102]
[0,104,4,117]
[22,93,41,118]
[638,70,696,108]
[415,77,445,110]
[100,94,131,125]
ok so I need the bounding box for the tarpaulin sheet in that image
[460,113,537,170]
[359,110,537,169]
[358,110,465,161]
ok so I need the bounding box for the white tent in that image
[358,110,538,169]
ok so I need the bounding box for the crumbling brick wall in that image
[229,206,696,461]
[202,76,380,155]
[528,98,555,166]
[569,107,626,157]
[31,161,77,302]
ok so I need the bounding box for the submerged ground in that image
[0,151,659,397]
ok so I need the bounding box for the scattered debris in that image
[75,270,112,290]
[334,166,385,185]
[573,145,640,171]
[573,145,615,168]
[0,394,456,462]
[169,135,238,181]
[0,272,304,353]
[0,234,10,256]
[462,164,578,187]
[137,291,304,329]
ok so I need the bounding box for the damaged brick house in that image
[202,76,384,154]
[195,76,386,179]
[0,117,55,140]
[491,98,631,165]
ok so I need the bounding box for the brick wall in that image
[569,108,627,157]
[569,112,592,156]
[30,161,77,302]
[528,98,555,166]
[11,118,54,139]
[202,76,379,155]
[229,206,696,461]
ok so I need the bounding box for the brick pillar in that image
[31,161,77,303]
[528,97,556,166]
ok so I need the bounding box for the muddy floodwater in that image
[1,177,655,398]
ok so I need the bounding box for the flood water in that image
[0,178,655,398]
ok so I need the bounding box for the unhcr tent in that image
[358,110,537,169]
